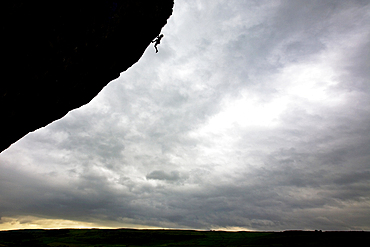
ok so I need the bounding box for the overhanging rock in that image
[1,1,174,153]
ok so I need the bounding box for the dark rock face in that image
[1,1,174,153]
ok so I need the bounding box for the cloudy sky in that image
[1,0,370,231]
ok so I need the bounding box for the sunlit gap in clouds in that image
[206,94,286,130]
[0,216,160,231]
[281,61,342,105]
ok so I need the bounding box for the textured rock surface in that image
[1,1,174,153]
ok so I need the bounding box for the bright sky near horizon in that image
[1,0,370,231]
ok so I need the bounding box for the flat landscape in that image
[0,229,368,247]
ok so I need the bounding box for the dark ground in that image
[0,229,369,246]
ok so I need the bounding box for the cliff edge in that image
[1,1,174,153]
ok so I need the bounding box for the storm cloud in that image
[1,0,369,231]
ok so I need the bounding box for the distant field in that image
[0,229,369,246]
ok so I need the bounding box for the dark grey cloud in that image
[0,0,369,231]
[146,170,186,183]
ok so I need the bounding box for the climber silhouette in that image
[152,34,164,53]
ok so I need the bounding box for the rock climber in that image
[152,34,164,53]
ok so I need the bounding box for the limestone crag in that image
[1,1,174,153]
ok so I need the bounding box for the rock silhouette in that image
[0,1,174,153]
